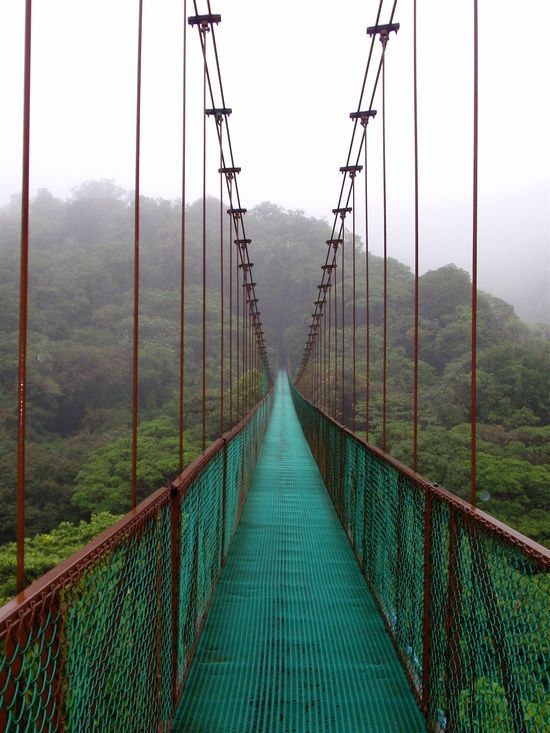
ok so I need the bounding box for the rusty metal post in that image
[445,510,462,731]
[470,0,479,506]
[201,32,207,452]
[421,489,433,715]
[219,130,225,435]
[170,483,182,705]
[16,0,33,593]
[228,202,233,425]
[412,0,420,472]
[363,127,370,443]
[221,439,227,565]
[381,36,388,452]
[131,0,144,507]
[179,0,187,475]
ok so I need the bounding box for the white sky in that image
[1,0,549,316]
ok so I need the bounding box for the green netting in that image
[174,373,425,732]
[291,380,550,733]
[0,497,173,732]
[0,392,273,732]
[428,501,550,732]
[63,504,173,731]
[176,393,273,692]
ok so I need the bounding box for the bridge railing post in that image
[221,438,228,565]
[170,482,182,708]
[421,489,433,716]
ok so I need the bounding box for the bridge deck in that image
[173,375,426,732]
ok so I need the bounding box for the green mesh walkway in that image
[173,374,426,732]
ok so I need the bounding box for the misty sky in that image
[1,0,548,320]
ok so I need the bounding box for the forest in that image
[0,181,548,602]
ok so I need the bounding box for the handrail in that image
[290,379,549,733]
[0,387,274,731]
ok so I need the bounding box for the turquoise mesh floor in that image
[173,374,426,732]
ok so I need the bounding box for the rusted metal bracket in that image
[333,207,352,219]
[367,22,400,38]
[219,166,241,176]
[206,108,232,123]
[350,109,377,127]
[340,165,363,177]
[188,14,221,28]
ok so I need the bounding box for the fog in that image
[1,0,548,322]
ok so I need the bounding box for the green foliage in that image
[0,182,547,582]
[72,417,199,514]
[0,512,121,605]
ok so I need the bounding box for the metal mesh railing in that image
[0,390,273,732]
[290,381,550,733]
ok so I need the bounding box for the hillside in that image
[0,184,548,558]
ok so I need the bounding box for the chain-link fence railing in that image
[291,381,550,733]
[0,389,273,732]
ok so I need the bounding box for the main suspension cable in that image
[296,1,399,395]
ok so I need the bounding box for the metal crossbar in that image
[290,381,550,733]
[0,391,273,732]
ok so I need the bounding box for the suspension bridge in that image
[1,2,549,732]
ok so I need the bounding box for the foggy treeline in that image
[0,181,548,601]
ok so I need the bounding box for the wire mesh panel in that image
[174,390,274,700]
[0,595,64,731]
[0,492,172,733]
[63,504,173,732]
[0,389,273,732]
[290,381,550,733]
[428,500,550,732]
[225,432,243,556]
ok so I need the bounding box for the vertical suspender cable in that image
[320,294,323,408]
[219,125,224,435]
[228,191,233,426]
[313,338,319,404]
[253,323,256,399]
[244,289,247,407]
[328,281,332,415]
[16,0,32,593]
[201,32,207,452]
[323,290,327,410]
[179,0,187,473]
[131,0,143,508]
[244,292,248,411]
[381,35,388,452]
[364,127,370,443]
[341,234,345,422]
[352,178,357,432]
[249,293,252,407]
[248,288,251,410]
[243,284,247,408]
[236,238,240,419]
[315,328,319,403]
[246,282,250,410]
[334,262,338,417]
[412,0,420,472]
[470,0,479,505]
[247,297,251,410]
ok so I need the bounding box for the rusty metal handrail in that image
[290,380,549,733]
[0,387,274,731]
